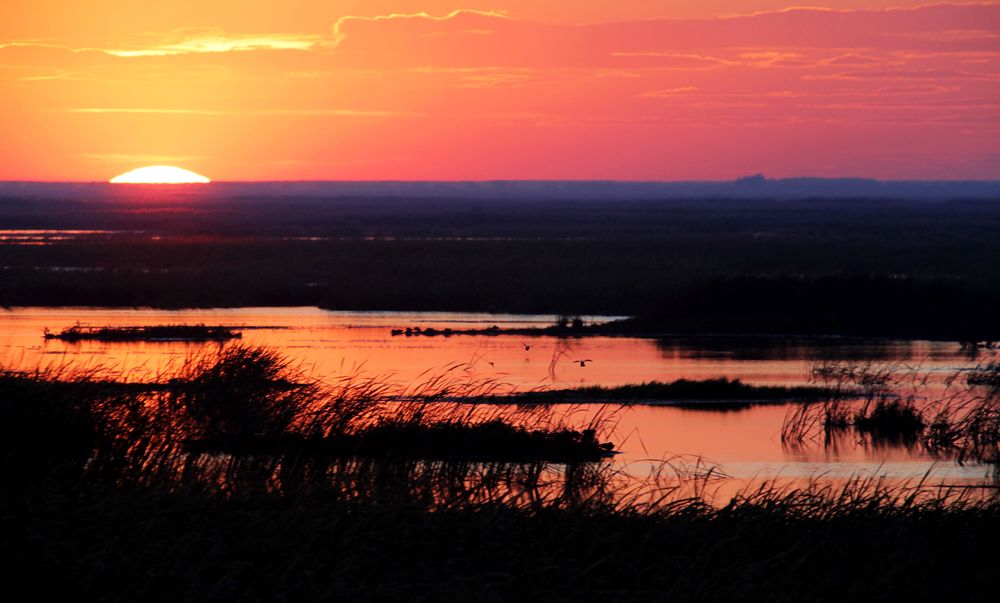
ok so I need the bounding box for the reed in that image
[784,360,1000,464]
[0,346,620,491]
[3,349,999,600]
[2,467,997,602]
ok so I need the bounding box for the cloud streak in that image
[59,108,417,117]
[1,29,322,59]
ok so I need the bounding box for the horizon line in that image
[3,177,1000,185]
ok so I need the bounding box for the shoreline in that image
[2,304,991,343]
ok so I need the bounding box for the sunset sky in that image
[1,1,998,181]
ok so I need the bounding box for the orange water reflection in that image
[2,307,995,488]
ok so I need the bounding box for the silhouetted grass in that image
[2,347,999,600]
[0,367,105,486]
[2,469,997,602]
[187,421,615,462]
[785,361,1000,462]
[968,363,1000,388]
[0,346,617,474]
[853,399,926,445]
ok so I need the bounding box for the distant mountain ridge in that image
[1,178,999,201]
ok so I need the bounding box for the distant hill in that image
[1,178,999,201]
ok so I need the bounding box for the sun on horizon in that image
[110,166,211,184]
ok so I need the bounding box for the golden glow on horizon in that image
[110,166,211,184]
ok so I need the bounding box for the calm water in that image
[2,306,995,487]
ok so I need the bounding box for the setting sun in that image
[110,166,210,184]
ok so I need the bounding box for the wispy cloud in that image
[107,33,321,57]
[805,68,1000,81]
[59,108,418,117]
[1,30,322,59]
[332,9,510,45]
[637,87,701,98]
[609,52,734,69]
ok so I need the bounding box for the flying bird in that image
[575,359,593,367]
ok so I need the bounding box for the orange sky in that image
[1,1,998,180]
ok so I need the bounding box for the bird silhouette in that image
[575,359,593,367]
[523,343,531,351]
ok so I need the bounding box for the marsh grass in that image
[2,465,998,602]
[968,362,1000,388]
[0,346,621,494]
[784,360,1000,464]
[3,348,1000,600]
[853,398,926,445]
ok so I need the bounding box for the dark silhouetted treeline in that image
[612,274,1000,340]
[2,195,1000,338]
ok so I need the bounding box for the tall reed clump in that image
[1,345,620,495]
[4,353,1000,601]
[924,364,1000,463]
[3,467,998,602]
[784,359,1000,463]
[782,361,922,444]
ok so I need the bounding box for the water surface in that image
[2,306,994,488]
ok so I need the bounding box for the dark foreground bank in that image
[3,480,998,603]
[1,346,998,601]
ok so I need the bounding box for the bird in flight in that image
[575,359,593,367]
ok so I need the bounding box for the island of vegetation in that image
[500,378,852,405]
[44,324,243,342]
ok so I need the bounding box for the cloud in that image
[332,9,510,45]
[107,30,322,57]
[738,51,810,68]
[637,87,701,98]
[883,28,1000,42]
[318,4,1000,72]
[5,4,1000,71]
[824,53,890,66]
[57,107,419,117]
[806,68,1000,81]
[0,29,322,60]
[609,52,734,70]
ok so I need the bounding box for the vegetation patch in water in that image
[785,361,1000,463]
[853,399,926,438]
[968,363,1000,388]
[44,324,242,342]
[505,378,847,405]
